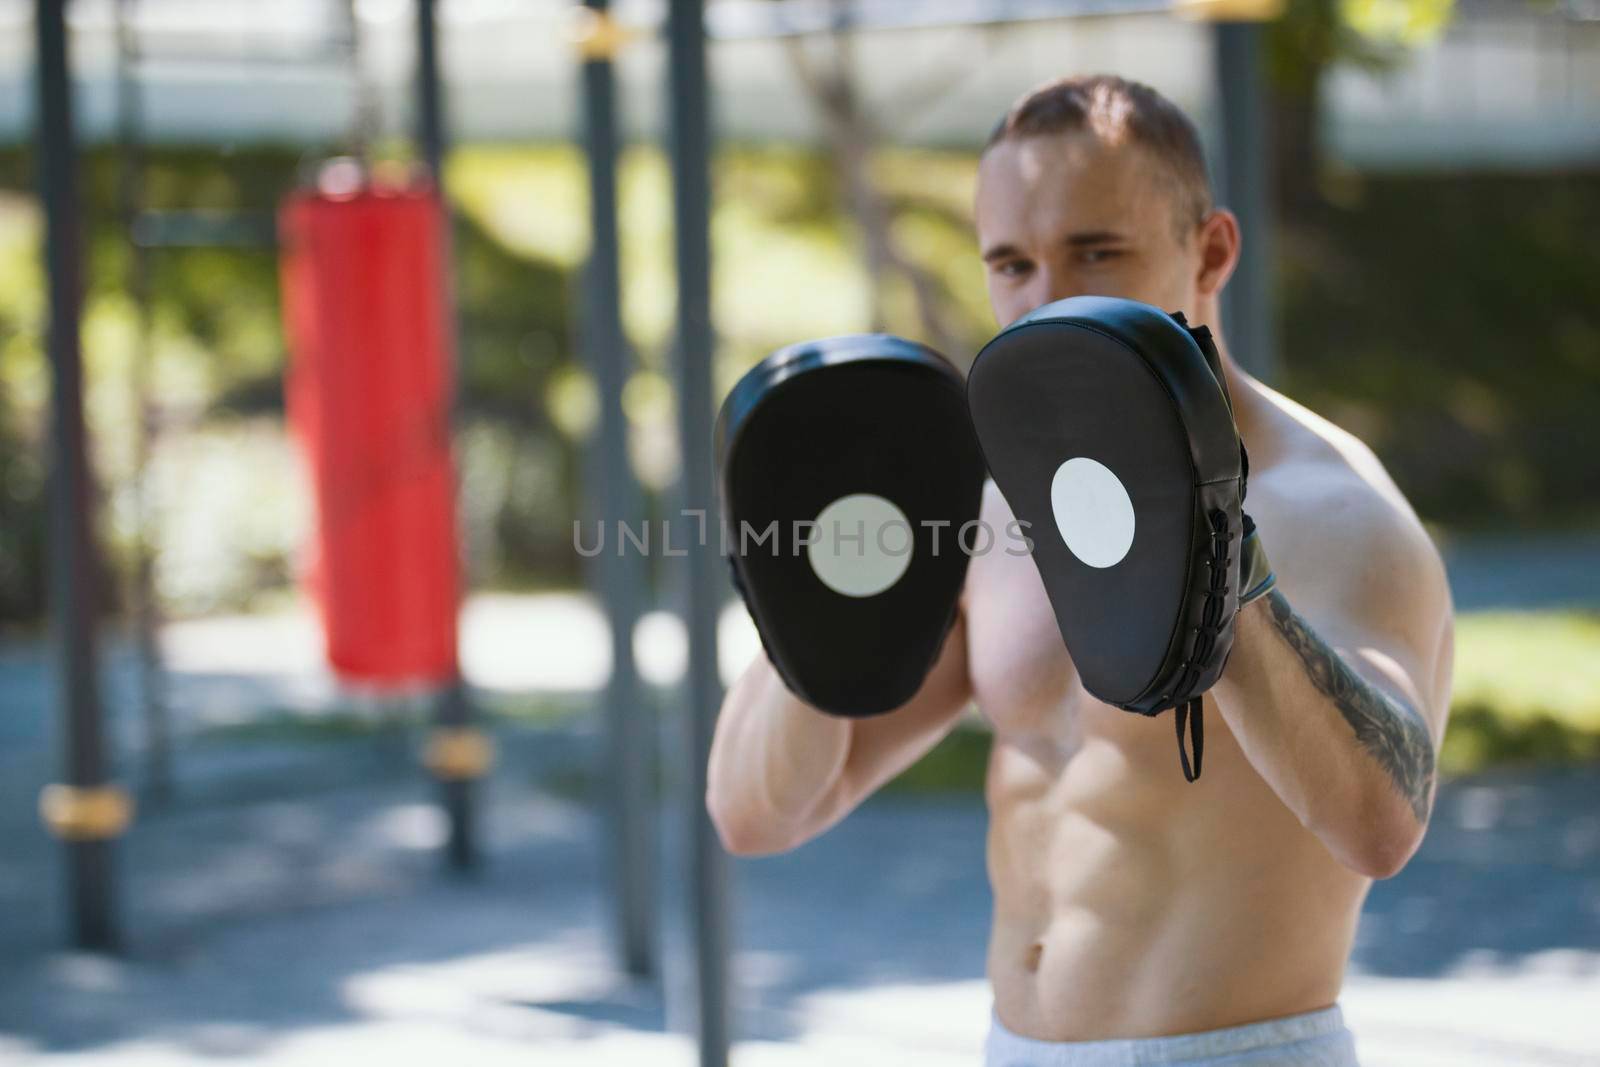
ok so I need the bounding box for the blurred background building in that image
[3,0,1598,163]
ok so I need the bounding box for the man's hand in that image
[707,609,974,856]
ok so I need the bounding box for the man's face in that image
[975,132,1199,327]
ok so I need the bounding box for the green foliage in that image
[1451,611,1600,730]
[1441,610,1600,773]
[1267,0,1347,97]
[0,191,48,629]
[1441,703,1600,773]
[1340,0,1455,48]
[1265,0,1457,215]
[883,721,993,795]
[454,209,574,426]
[1279,172,1600,526]
[0,144,582,618]
[1268,0,1455,96]
[0,377,46,628]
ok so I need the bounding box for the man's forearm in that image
[1259,591,1435,822]
[1213,590,1437,876]
[706,657,853,854]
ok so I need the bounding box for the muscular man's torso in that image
[963,376,1388,1041]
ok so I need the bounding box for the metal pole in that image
[579,0,657,982]
[1215,23,1275,382]
[416,0,444,178]
[415,0,479,873]
[115,0,172,805]
[666,1,730,1062]
[35,0,121,951]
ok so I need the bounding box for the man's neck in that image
[1205,325,1270,448]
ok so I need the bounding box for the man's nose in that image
[1044,266,1094,306]
[1016,272,1053,318]
[1023,268,1081,316]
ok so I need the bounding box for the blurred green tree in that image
[0,144,580,623]
[1267,0,1456,213]
[0,378,46,628]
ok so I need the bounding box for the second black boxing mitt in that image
[717,335,986,717]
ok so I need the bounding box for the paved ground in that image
[0,534,1597,1065]
[0,729,1596,1066]
[1438,532,1600,614]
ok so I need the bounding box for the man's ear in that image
[1194,208,1240,299]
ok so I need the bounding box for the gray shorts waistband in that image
[985,1003,1359,1066]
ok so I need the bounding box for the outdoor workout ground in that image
[1,539,1597,1065]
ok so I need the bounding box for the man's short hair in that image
[985,74,1213,240]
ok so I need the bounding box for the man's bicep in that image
[1305,517,1453,743]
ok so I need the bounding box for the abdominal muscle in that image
[980,691,1372,1042]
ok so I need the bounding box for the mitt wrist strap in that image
[1239,512,1277,606]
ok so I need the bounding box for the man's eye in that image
[1078,249,1124,266]
[995,260,1032,278]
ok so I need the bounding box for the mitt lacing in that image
[1168,509,1232,782]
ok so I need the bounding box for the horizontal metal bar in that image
[703,0,1175,39]
[131,211,277,249]
[126,47,355,72]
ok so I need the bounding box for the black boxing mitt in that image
[965,296,1275,781]
[716,335,987,717]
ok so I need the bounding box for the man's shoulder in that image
[1253,385,1412,522]
[1246,383,1454,716]
[1248,384,1446,597]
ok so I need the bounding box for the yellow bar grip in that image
[424,727,495,781]
[572,9,632,62]
[1174,0,1286,21]
[39,784,134,841]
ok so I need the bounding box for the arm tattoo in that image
[1264,590,1435,823]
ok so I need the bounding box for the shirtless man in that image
[707,75,1454,1064]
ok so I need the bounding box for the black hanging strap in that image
[1175,696,1204,782]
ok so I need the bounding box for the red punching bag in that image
[280,170,460,686]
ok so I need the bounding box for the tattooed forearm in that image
[1264,590,1435,823]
